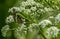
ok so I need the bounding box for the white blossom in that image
[55,14,60,23]
[21,1,28,7]
[8,7,20,13]
[49,16,54,19]
[46,26,59,38]
[20,0,43,14]
[1,25,10,37]
[40,9,44,12]
[36,3,44,7]
[27,0,34,2]
[39,20,52,28]
[30,7,37,11]
[14,27,21,39]
[6,15,14,24]
[28,23,38,32]
[20,6,25,12]
[24,9,31,14]
[44,7,53,12]
[26,0,36,6]
[21,0,36,7]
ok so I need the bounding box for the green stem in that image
[39,30,47,39]
[38,26,47,39]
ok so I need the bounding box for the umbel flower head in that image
[44,7,53,12]
[21,0,36,7]
[30,6,37,11]
[46,26,59,38]
[5,15,14,24]
[1,25,10,37]
[8,7,20,13]
[39,20,52,28]
[20,0,43,14]
[55,13,60,23]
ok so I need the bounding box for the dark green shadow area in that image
[0,0,18,39]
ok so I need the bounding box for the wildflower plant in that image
[1,0,60,39]
[5,15,14,24]
[46,26,59,38]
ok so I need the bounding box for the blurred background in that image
[0,0,18,39]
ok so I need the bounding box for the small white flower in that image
[20,6,25,12]
[24,9,31,14]
[1,25,10,37]
[36,3,43,7]
[21,0,36,7]
[39,20,52,28]
[30,7,37,11]
[21,1,27,7]
[27,0,36,6]
[28,23,38,32]
[44,7,48,11]
[27,0,34,2]
[6,15,14,24]
[55,14,60,23]
[8,7,20,13]
[20,24,27,31]
[44,7,53,12]
[40,9,44,12]
[46,26,59,38]
[49,16,54,19]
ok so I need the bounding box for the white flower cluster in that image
[55,13,60,23]
[44,7,53,12]
[8,7,20,13]
[21,0,36,7]
[19,0,44,14]
[46,26,59,38]
[30,6,37,11]
[23,9,31,14]
[8,0,44,15]
[20,0,37,13]
[6,15,14,24]
[19,6,25,12]
[49,16,54,19]
[28,23,38,32]
[39,20,52,28]
[1,25,10,37]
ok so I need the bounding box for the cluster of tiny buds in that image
[46,26,59,38]
[55,13,60,23]
[5,15,14,24]
[8,7,20,13]
[38,19,52,28]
